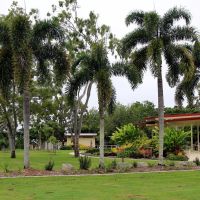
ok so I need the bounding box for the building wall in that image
[66,137,95,147]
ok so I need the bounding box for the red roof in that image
[144,113,200,127]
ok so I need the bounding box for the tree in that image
[121,7,195,164]
[111,124,142,146]
[175,41,200,107]
[67,41,115,168]
[0,3,70,168]
[58,1,117,164]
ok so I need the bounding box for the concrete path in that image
[186,150,200,161]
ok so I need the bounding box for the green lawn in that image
[1,150,151,171]
[1,171,200,200]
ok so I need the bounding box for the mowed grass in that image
[1,171,200,200]
[0,150,151,171]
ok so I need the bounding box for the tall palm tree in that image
[0,13,70,168]
[175,41,200,107]
[121,7,196,164]
[67,42,114,167]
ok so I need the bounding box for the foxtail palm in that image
[67,42,114,167]
[175,41,200,107]
[0,13,69,168]
[122,7,196,164]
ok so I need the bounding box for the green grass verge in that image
[1,171,200,200]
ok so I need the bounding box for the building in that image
[66,133,97,148]
[144,113,200,151]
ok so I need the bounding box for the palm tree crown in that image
[121,7,196,164]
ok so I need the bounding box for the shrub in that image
[147,162,155,168]
[168,161,175,167]
[60,145,72,150]
[104,149,117,156]
[111,124,143,146]
[167,153,188,161]
[110,159,117,169]
[132,161,137,168]
[193,157,200,166]
[79,144,90,150]
[106,160,117,172]
[164,128,189,154]
[79,156,91,170]
[85,148,99,154]
[2,163,9,173]
[45,160,54,171]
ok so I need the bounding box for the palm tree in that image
[175,41,200,107]
[0,12,70,168]
[67,42,114,167]
[121,7,196,164]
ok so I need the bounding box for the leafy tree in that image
[0,3,70,168]
[111,123,143,146]
[121,7,195,164]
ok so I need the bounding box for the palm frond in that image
[121,28,149,55]
[169,26,196,42]
[125,11,144,26]
[132,46,148,74]
[163,7,191,31]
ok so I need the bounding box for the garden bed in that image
[1,164,200,178]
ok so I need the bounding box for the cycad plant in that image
[121,7,196,164]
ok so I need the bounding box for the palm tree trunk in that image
[99,110,105,168]
[157,68,164,165]
[73,102,79,157]
[23,86,30,169]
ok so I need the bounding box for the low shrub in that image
[110,159,117,169]
[79,156,91,170]
[132,161,137,168]
[79,144,90,150]
[45,160,54,171]
[167,153,188,161]
[106,160,117,172]
[60,145,72,150]
[2,163,9,173]
[104,149,117,157]
[193,157,200,166]
[85,148,99,154]
[168,161,175,167]
[147,162,155,168]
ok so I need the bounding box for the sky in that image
[1,0,200,109]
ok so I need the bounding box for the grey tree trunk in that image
[157,68,164,165]
[99,111,104,168]
[73,82,93,158]
[8,132,16,158]
[23,87,30,169]
[1,104,16,158]
[38,131,42,150]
